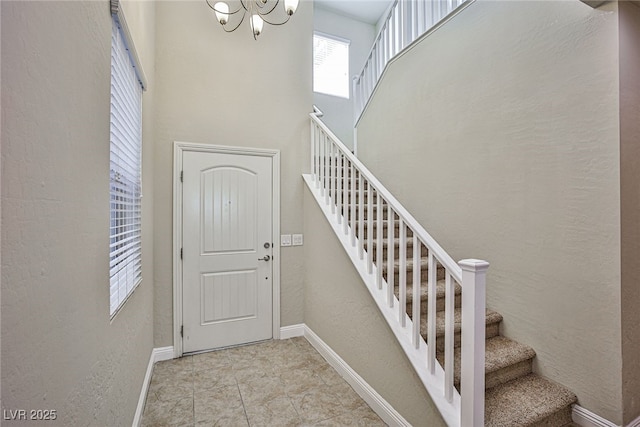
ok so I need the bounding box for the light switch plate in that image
[292,234,304,246]
[281,234,292,247]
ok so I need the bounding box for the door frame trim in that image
[172,141,281,358]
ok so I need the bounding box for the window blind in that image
[110,18,142,318]
[313,32,350,99]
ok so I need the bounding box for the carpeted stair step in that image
[436,336,536,391]
[485,373,577,427]
[422,308,503,352]
[381,256,444,283]
[364,236,423,259]
[399,278,462,315]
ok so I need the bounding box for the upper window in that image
[313,32,350,99]
[109,17,143,318]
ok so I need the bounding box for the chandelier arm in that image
[256,0,280,15]
[240,0,250,12]
[205,0,244,15]
[259,13,291,26]
[221,11,247,32]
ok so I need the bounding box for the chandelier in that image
[206,0,300,39]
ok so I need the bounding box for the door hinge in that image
[180,325,183,338]
[180,248,183,260]
[180,171,183,183]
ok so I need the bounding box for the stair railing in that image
[306,108,489,426]
[353,0,472,126]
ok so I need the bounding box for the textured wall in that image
[356,1,623,423]
[153,1,312,347]
[620,2,640,425]
[1,1,155,425]
[303,186,446,427]
[313,6,375,149]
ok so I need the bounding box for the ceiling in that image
[314,0,394,25]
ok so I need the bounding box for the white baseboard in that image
[303,325,411,427]
[572,404,618,427]
[279,324,305,339]
[132,346,175,427]
[628,414,640,427]
[132,349,155,427]
[153,346,174,363]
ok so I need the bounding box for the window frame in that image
[313,31,351,99]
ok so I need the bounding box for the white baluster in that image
[316,125,321,189]
[431,0,439,26]
[377,39,383,79]
[319,132,325,194]
[444,271,455,402]
[459,259,489,427]
[350,163,356,247]
[403,0,412,48]
[324,135,329,204]
[358,173,364,260]
[389,10,395,57]
[399,219,407,326]
[336,151,342,224]
[372,46,378,82]
[343,158,349,235]
[395,6,401,53]
[329,142,334,212]
[376,193,384,290]
[417,0,426,35]
[367,183,374,274]
[427,252,437,374]
[387,205,395,308]
[383,24,389,64]
[412,235,421,348]
[310,121,316,183]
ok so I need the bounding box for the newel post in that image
[459,259,489,427]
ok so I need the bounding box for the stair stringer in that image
[303,173,462,427]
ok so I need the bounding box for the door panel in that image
[201,270,257,324]
[182,151,272,353]
[201,167,257,254]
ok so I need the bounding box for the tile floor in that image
[141,337,388,426]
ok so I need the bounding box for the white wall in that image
[313,6,375,149]
[303,186,446,427]
[356,1,623,423]
[1,1,156,425]
[153,1,312,347]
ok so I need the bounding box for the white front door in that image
[182,150,273,353]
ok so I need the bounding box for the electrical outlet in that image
[292,234,304,246]
[281,234,292,247]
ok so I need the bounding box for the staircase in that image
[305,111,577,426]
[374,230,578,426]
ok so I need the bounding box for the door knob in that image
[258,255,271,261]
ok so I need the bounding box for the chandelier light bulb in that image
[284,0,299,16]
[214,2,229,25]
[251,14,264,36]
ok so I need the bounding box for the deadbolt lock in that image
[264,242,271,249]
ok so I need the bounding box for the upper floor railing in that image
[353,0,472,125]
